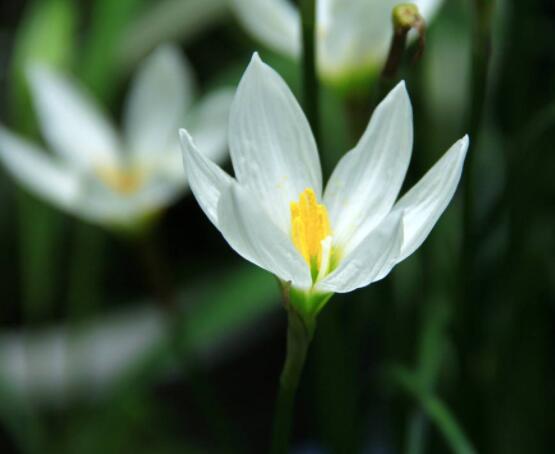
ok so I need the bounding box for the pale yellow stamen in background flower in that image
[96,166,143,194]
[290,188,331,272]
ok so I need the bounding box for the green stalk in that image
[300,0,320,147]
[271,309,315,454]
[374,4,426,109]
[461,0,494,301]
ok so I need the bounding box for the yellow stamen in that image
[96,166,143,195]
[290,188,331,273]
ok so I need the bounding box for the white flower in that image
[0,45,233,230]
[230,0,443,85]
[180,54,468,299]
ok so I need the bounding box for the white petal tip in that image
[179,129,198,153]
[178,128,191,141]
[455,135,470,159]
[381,80,411,112]
[247,52,266,73]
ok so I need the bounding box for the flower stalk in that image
[461,0,494,302]
[375,4,426,108]
[271,286,317,454]
[300,0,320,147]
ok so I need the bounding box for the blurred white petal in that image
[186,87,233,164]
[231,0,300,57]
[124,44,194,161]
[0,125,81,210]
[161,87,233,183]
[27,65,120,169]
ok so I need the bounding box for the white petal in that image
[414,0,444,19]
[390,135,469,263]
[0,126,81,210]
[317,211,404,293]
[27,66,120,169]
[324,82,412,254]
[78,177,182,227]
[217,182,312,289]
[230,0,300,57]
[124,44,194,161]
[229,53,322,232]
[180,129,233,225]
[317,0,395,78]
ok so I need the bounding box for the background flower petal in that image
[230,0,300,58]
[27,65,120,170]
[0,126,81,211]
[124,44,194,162]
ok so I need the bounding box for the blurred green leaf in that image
[0,378,45,454]
[389,366,476,454]
[7,0,77,322]
[9,0,76,132]
[119,0,228,74]
[79,0,146,101]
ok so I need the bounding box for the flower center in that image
[290,188,331,279]
[96,166,143,195]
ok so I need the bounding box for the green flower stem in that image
[134,228,176,310]
[374,4,426,108]
[461,0,494,301]
[271,308,315,454]
[300,0,320,147]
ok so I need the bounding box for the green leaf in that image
[7,0,77,322]
[9,0,76,132]
[389,366,476,454]
[79,0,146,101]
[118,0,228,74]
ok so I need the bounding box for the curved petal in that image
[180,129,233,225]
[217,182,312,289]
[27,66,120,169]
[230,0,300,57]
[317,211,404,293]
[0,126,81,210]
[124,44,194,161]
[324,82,412,255]
[229,53,322,232]
[389,135,469,264]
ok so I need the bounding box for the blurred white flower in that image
[230,0,443,86]
[0,45,233,230]
[180,54,468,301]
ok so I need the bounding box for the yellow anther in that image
[290,188,331,273]
[96,166,143,195]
